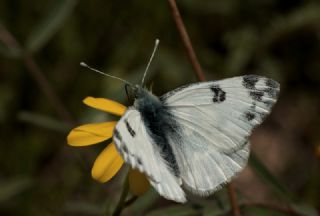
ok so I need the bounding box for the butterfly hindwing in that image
[170,136,250,195]
[113,108,187,202]
[160,75,279,195]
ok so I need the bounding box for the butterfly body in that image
[128,85,183,177]
[113,75,280,203]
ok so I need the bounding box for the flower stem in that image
[111,174,130,216]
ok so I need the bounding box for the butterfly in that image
[81,40,280,203]
[113,75,280,203]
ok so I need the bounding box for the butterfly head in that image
[125,83,158,107]
[125,84,145,100]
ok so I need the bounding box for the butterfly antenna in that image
[80,62,132,85]
[141,39,160,86]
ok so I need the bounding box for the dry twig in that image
[167,0,205,81]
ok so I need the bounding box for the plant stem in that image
[167,0,205,81]
[227,183,241,216]
[167,1,241,215]
[124,196,138,207]
[112,175,130,216]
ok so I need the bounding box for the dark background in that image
[0,0,319,215]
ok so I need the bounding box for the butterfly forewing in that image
[161,75,279,152]
[113,108,187,202]
[160,75,279,195]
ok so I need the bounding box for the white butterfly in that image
[113,75,279,203]
[81,40,280,203]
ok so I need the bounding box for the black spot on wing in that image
[264,87,279,98]
[242,75,260,89]
[241,76,279,124]
[122,145,128,153]
[244,101,269,123]
[265,78,280,89]
[210,85,226,103]
[137,157,143,166]
[245,111,255,121]
[114,129,122,141]
[250,91,264,101]
[124,119,136,137]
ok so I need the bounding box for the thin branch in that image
[0,24,20,50]
[0,23,74,124]
[227,184,241,216]
[167,0,205,81]
[167,1,241,215]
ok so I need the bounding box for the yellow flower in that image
[67,96,149,196]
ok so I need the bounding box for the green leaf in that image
[17,111,71,133]
[26,0,77,53]
[291,203,318,216]
[249,153,295,202]
[146,205,200,216]
[128,189,160,215]
[0,178,33,203]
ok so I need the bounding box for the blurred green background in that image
[0,0,320,215]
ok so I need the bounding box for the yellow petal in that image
[128,169,150,196]
[91,142,124,182]
[67,121,117,146]
[83,97,126,116]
